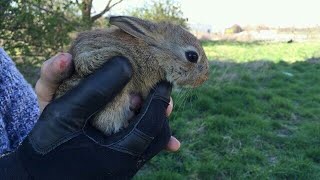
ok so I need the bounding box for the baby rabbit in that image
[55,16,209,135]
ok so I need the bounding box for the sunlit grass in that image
[202,41,320,62]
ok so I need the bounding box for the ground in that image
[18,41,320,179]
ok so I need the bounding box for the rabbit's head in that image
[109,16,209,88]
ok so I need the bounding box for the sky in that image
[92,0,320,31]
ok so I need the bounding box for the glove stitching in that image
[109,129,153,156]
[107,91,156,146]
[109,144,139,156]
[29,131,82,154]
[152,95,170,105]
[134,129,154,142]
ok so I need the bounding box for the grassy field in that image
[203,41,320,62]
[134,41,320,179]
[18,41,320,179]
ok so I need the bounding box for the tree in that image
[0,0,124,63]
[78,0,124,29]
[1,0,76,58]
[129,0,187,28]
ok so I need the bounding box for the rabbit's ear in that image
[109,16,159,44]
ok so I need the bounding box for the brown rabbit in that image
[55,16,209,135]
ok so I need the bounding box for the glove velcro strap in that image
[108,129,153,156]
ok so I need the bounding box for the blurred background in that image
[1,0,320,179]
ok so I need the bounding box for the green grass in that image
[18,41,320,179]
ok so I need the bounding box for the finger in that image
[40,53,73,84]
[165,136,180,152]
[166,97,173,117]
[35,53,73,111]
[135,81,172,137]
[142,117,171,160]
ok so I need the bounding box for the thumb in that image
[135,81,172,137]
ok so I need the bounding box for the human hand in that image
[0,57,177,179]
[35,53,180,151]
[0,56,134,179]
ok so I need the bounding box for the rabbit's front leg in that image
[74,47,127,77]
[92,89,133,134]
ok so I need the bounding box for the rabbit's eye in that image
[185,51,198,63]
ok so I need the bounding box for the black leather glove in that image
[0,56,172,180]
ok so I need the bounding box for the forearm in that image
[0,48,40,155]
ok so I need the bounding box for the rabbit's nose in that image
[198,64,209,77]
[197,64,204,71]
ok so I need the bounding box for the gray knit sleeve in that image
[0,48,40,155]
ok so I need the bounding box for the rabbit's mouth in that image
[193,74,209,87]
[165,62,209,88]
[174,74,208,88]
